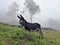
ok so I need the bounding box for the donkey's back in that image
[25,22,41,30]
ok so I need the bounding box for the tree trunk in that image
[30,15,32,23]
[13,13,16,25]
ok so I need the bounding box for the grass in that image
[0,23,60,45]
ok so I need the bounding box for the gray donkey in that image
[17,15,43,39]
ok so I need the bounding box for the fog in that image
[0,0,60,30]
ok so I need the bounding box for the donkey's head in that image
[17,14,25,27]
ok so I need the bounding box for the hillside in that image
[0,23,60,45]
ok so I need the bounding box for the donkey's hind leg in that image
[39,30,43,39]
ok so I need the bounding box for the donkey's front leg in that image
[26,31,31,37]
[26,31,32,40]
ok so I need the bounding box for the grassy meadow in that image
[0,23,60,45]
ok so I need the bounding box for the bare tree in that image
[24,0,40,22]
[7,2,19,25]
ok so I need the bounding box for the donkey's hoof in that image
[39,37,41,39]
[27,37,32,41]
[39,37,43,39]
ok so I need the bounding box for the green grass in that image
[0,41,5,45]
[0,23,60,45]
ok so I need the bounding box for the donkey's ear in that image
[20,14,23,18]
[17,15,20,19]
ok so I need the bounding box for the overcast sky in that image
[0,0,60,29]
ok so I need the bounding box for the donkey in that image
[17,14,43,39]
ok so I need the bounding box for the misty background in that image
[0,0,60,30]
